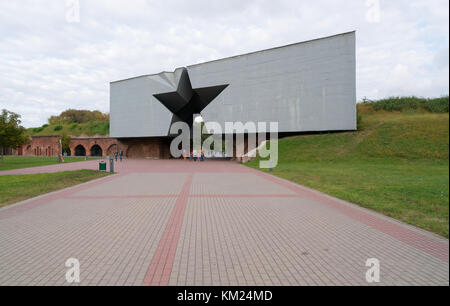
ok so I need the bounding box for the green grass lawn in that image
[246,110,449,237]
[0,170,111,208]
[0,156,99,172]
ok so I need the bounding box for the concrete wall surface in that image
[110,32,356,137]
[188,32,356,133]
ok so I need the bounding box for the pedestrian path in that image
[0,160,448,285]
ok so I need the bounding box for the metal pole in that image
[110,156,114,173]
[59,139,62,162]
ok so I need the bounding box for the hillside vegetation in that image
[247,96,449,237]
[28,109,109,137]
[361,96,449,113]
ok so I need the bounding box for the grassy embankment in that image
[246,96,449,237]
[0,156,99,172]
[27,121,109,137]
[0,170,111,208]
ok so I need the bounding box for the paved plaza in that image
[0,159,448,286]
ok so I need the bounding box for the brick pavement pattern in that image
[0,159,448,286]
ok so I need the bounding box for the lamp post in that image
[59,138,62,162]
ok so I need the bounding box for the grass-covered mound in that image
[247,98,449,237]
[28,109,110,136]
[28,121,109,137]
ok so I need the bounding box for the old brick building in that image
[20,136,60,157]
[16,136,171,159]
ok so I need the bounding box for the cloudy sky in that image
[0,0,448,127]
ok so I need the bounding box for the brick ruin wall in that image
[15,136,171,159]
[15,134,259,160]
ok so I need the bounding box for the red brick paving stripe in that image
[190,194,301,198]
[67,195,178,199]
[252,169,449,263]
[0,174,125,220]
[67,194,300,199]
[142,173,194,286]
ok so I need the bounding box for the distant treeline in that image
[48,109,109,125]
[361,96,449,113]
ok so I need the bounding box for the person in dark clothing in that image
[119,150,123,162]
[200,150,205,161]
[114,151,118,162]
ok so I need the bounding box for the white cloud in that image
[0,0,448,127]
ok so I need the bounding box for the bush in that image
[357,108,363,130]
[422,97,449,113]
[59,133,71,152]
[364,96,449,113]
[42,124,49,128]
[49,109,109,124]
[33,127,43,133]
[70,123,78,130]
[53,125,63,131]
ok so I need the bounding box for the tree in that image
[60,133,72,154]
[0,109,29,162]
[48,109,109,125]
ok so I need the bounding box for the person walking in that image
[200,150,205,162]
[193,150,198,162]
[114,151,118,162]
[119,150,123,162]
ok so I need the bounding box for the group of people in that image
[183,150,205,162]
[114,150,124,162]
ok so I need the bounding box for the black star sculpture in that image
[153,68,228,132]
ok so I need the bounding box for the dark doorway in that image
[90,145,103,157]
[75,145,86,156]
[63,149,71,156]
